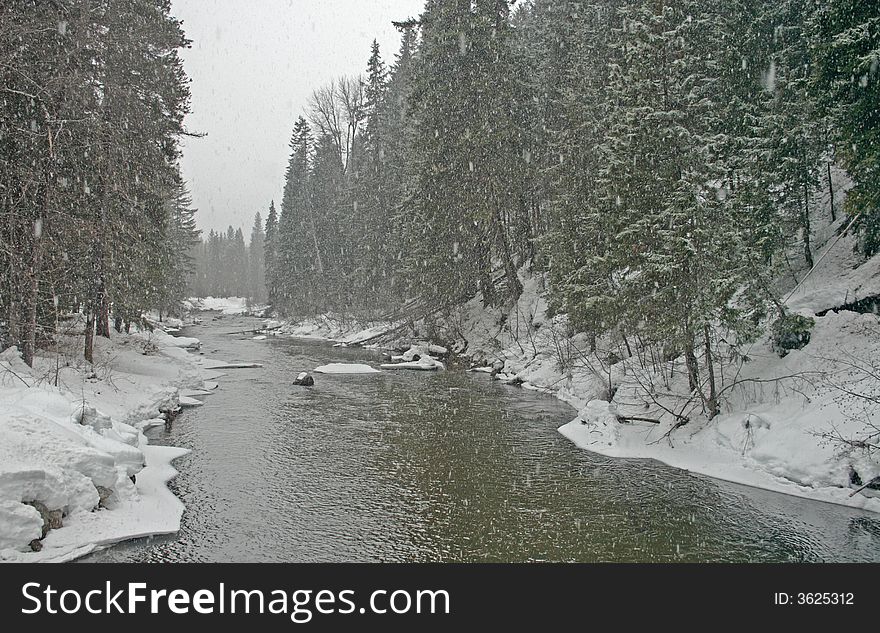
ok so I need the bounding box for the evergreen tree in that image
[310,133,348,309]
[0,0,191,365]
[406,0,524,308]
[264,201,280,307]
[536,1,626,335]
[229,227,248,297]
[277,117,317,315]
[596,0,769,416]
[248,212,266,304]
[384,20,421,305]
[813,0,880,255]
[356,40,392,309]
[154,175,200,318]
[759,0,826,269]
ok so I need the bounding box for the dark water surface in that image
[85,314,880,562]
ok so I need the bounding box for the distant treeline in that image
[188,216,266,304]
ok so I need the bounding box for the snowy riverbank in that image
[184,296,268,316]
[269,231,880,514]
[0,321,219,562]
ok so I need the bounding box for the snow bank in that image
[188,296,252,315]
[279,313,401,346]
[0,319,210,561]
[313,363,381,374]
[784,222,880,316]
[0,501,43,550]
[156,334,201,350]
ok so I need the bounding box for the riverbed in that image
[84,314,880,562]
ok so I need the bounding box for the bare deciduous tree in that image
[307,76,364,174]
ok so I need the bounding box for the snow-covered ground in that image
[277,314,401,346]
[0,321,217,562]
[268,218,880,513]
[185,296,263,315]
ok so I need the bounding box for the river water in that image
[85,314,880,562]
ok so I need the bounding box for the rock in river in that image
[293,372,315,387]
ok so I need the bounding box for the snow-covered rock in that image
[381,357,445,371]
[382,344,446,371]
[0,319,210,559]
[313,363,381,374]
[0,501,43,551]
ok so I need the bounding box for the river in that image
[84,313,880,562]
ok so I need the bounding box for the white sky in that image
[171,0,425,237]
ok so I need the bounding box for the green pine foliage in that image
[813,0,880,255]
[0,0,192,365]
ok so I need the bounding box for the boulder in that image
[293,372,315,387]
[490,359,505,377]
[23,500,63,538]
[95,485,113,508]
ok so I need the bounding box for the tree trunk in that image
[97,280,111,338]
[84,312,95,364]
[827,162,835,222]
[477,239,496,307]
[684,334,699,393]
[802,184,814,268]
[703,324,718,419]
[480,271,496,307]
[494,209,522,302]
[622,332,633,359]
[22,221,43,368]
[7,299,20,353]
[114,316,123,333]
[22,265,38,367]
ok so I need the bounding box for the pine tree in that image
[206,230,224,296]
[154,175,200,319]
[384,20,420,306]
[813,0,880,255]
[406,0,524,308]
[310,133,348,309]
[264,201,279,307]
[277,117,317,315]
[596,0,768,417]
[356,40,392,310]
[248,212,266,304]
[536,1,627,335]
[0,0,190,365]
[230,227,248,297]
[759,0,826,269]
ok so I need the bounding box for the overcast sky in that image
[171,0,425,238]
